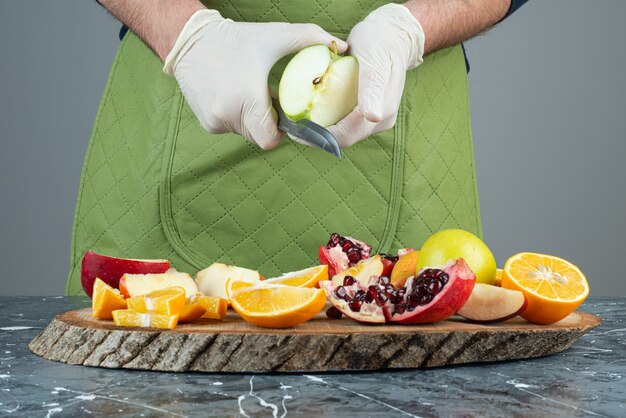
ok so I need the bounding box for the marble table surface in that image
[0,296,623,417]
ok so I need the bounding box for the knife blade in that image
[273,99,342,159]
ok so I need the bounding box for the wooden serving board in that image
[29,308,601,373]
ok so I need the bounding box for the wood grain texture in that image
[29,308,601,372]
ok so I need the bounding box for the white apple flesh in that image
[457,283,528,323]
[120,270,198,298]
[194,263,261,299]
[279,44,358,127]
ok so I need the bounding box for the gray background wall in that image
[1,1,624,296]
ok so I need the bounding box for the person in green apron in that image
[66,0,526,294]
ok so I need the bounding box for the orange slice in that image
[225,278,255,299]
[112,309,178,329]
[176,295,229,323]
[92,278,127,320]
[178,302,207,323]
[263,265,328,288]
[227,281,326,328]
[126,287,186,316]
[196,295,228,320]
[502,252,589,324]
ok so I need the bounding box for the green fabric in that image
[66,0,481,295]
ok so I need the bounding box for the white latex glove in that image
[328,4,425,148]
[164,10,347,150]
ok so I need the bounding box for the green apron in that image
[65,0,481,295]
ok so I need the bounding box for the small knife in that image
[273,99,342,159]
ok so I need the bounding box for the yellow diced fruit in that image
[92,278,127,320]
[189,294,228,320]
[178,302,207,323]
[126,286,186,316]
[112,309,178,330]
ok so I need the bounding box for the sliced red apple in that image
[457,283,527,323]
[81,251,170,298]
[194,263,261,299]
[118,270,198,298]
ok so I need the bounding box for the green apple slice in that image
[279,44,359,127]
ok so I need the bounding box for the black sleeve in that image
[503,0,528,19]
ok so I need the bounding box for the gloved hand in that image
[164,10,347,150]
[328,4,425,148]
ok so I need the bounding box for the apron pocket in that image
[159,92,404,276]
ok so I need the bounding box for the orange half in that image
[112,309,178,330]
[263,265,329,288]
[227,281,326,328]
[502,252,589,324]
[126,286,186,316]
[92,278,127,320]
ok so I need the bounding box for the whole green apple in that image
[416,229,497,285]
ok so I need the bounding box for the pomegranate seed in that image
[366,285,378,303]
[427,280,441,294]
[347,248,361,263]
[375,292,388,306]
[334,286,348,301]
[348,299,362,312]
[421,293,434,305]
[394,292,404,304]
[342,242,352,252]
[378,276,390,286]
[326,306,343,319]
[343,275,356,286]
[407,293,420,308]
[395,303,407,315]
[354,290,366,302]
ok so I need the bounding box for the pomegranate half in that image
[321,259,476,325]
[390,259,476,324]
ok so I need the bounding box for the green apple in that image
[279,43,358,127]
[416,229,497,285]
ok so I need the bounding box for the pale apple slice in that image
[81,250,170,298]
[119,270,198,298]
[194,263,261,299]
[279,44,358,127]
[331,255,384,286]
[457,283,527,323]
